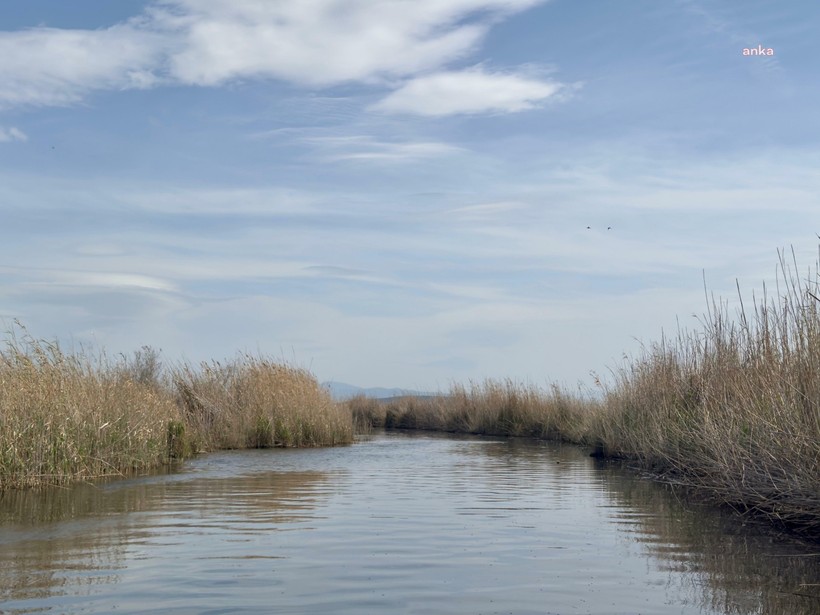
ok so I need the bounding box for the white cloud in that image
[156,0,546,86]
[0,127,27,142]
[0,1,551,109]
[0,24,164,108]
[54,272,178,293]
[371,66,564,116]
[8,269,178,293]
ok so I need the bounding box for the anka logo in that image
[742,44,774,56]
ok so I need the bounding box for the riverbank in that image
[350,253,820,541]
[351,377,819,541]
[0,326,353,489]
[4,251,818,541]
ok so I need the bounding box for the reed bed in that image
[0,328,181,489]
[351,250,820,539]
[597,251,820,538]
[173,355,353,451]
[0,327,353,490]
[350,382,595,442]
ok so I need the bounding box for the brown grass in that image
[597,250,820,537]
[0,325,181,489]
[0,326,353,490]
[350,382,596,442]
[350,249,820,539]
[173,354,353,450]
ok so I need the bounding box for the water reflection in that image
[592,458,820,615]
[0,434,816,615]
[458,434,819,614]
[0,459,333,612]
[458,440,820,615]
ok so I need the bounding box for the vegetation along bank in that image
[350,251,820,541]
[0,328,353,489]
[2,249,818,542]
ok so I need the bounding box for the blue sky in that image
[1,0,819,391]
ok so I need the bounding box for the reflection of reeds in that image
[351,250,820,540]
[0,465,331,606]
[0,325,353,490]
[594,460,820,613]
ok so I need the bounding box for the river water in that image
[0,432,817,614]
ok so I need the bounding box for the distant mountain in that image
[322,381,436,401]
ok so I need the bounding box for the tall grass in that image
[0,327,181,489]
[0,326,353,490]
[173,355,353,450]
[350,381,595,442]
[351,250,820,539]
[597,250,820,537]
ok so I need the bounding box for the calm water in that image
[0,432,817,615]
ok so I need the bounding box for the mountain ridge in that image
[322,381,437,401]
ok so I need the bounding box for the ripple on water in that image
[0,432,817,614]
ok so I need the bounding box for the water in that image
[0,432,817,614]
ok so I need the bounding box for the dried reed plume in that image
[0,327,353,490]
[0,324,181,489]
[173,354,353,450]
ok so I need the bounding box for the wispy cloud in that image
[303,135,463,162]
[0,24,164,108]
[116,186,320,215]
[41,271,178,293]
[156,0,547,86]
[0,0,552,110]
[446,201,528,220]
[371,66,565,116]
[0,126,27,142]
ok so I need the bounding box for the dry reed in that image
[350,381,596,443]
[350,249,820,539]
[598,249,820,537]
[173,355,353,450]
[0,327,353,490]
[0,325,181,489]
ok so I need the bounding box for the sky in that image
[1,0,819,392]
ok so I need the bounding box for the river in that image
[0,431,817,614]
